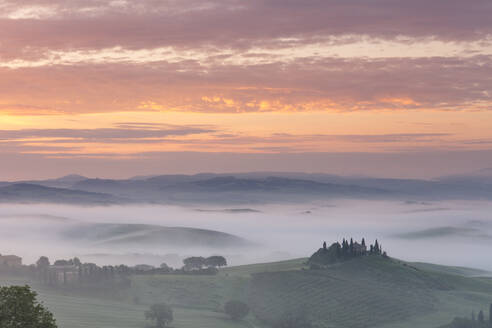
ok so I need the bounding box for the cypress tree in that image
[489,303,492,325]
[479,310,485,323]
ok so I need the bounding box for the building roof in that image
[0,255,22,260]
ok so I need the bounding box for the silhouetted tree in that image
[72,257,81,266]
[224,300,250,320]
[36,256,50,269]
[205,256,227,268]
[374,240,380,255]
[479,310,485,323]
[145,303,173,328]
[489,303,492,325]
[183,257,205,270]
[36,256,50,283]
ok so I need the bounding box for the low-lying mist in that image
[1,199,492,270]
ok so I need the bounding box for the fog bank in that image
[1,200,492,270]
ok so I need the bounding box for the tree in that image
[72,257,81,266]
[159,263,171,272]
[0,285,57,328]
[224,300,250,320]
[145,303,173,328]
[205,256,227,268]
[489,303,492,325]
[183,257,205,270]
[36,256,50,269]
[53,259,70,266]
[478,310,485,323]
[374,240,380,255]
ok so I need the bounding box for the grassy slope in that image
[248,257,492,328]
[0,275,252,328]
[2,257,492,328]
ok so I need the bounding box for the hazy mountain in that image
[3,172,492,204]
[0,183,119,205]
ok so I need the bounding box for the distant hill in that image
[63,223,254,249]
[3,171,492,204]
[0,183,118,204]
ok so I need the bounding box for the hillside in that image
[112,256,492,328]
[63,223,254,249]
[2,255,492,328]
[248,256,492,328]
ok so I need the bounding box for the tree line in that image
[445,304,492,327]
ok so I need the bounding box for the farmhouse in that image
[49,264,79,284]
[0,254,22,267]
[352,242,367,255]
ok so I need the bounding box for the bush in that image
[145,303,173,328]
[224,300,250,320]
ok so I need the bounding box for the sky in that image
[1,0,492,180]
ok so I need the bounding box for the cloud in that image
[1,0,492,61]
[1,56,492,114]
[0,126,457,156]
[0,124,213,141]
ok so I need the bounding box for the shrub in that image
[145,303,173,328]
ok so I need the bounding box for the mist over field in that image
[2,199,492,270]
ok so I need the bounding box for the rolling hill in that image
[63,223,254,249]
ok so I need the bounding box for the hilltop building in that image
[309,238,384,266]
[0,254,22,267]
[49,264,80,285]
[352,242,367,255]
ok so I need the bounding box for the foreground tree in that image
[145,303,173,328]
[0,285,57,328]
[224,300,250,320]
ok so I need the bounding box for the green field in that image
[2,256,492,328]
